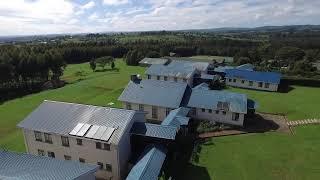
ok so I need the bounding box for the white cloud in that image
[82,1,95,10]
[88,13,99,21]
[102,0,129,6]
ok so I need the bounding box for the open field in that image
[0,60,145,152]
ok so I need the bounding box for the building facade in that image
[225,77,279,92]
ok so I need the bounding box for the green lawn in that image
[0,60,145,152]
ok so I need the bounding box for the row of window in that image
[126,103,172,119]
[228,79,270,88]
[147,75,187,82]
[200,109,240,121]
[34,131,110,151]
[38,149,112,172]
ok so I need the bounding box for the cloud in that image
[102,0,129,6]
[88,12,99,21]
[82,1,95,10]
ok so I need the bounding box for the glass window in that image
[97,162,103,170]
[152,106,158,119]
[174,77,178,82]
[147,75,151,79]
[48,151,55,158]
[166,108,171,116]
[139,104,144,111]
[241,80,245,84]
[164,76,168,81]
[229,78,232,82]
[259,82,263,87]
[34,131,42,142]
[233,113,240,121]
[96,142,102,149]
[79,158,85,163]
[76,138,82,145]
[208,109,212,113]
[126,103,131,110]
[265,83,270,88]
[249,81,253,86]
[233,79,236,82]
[157,76,160,80]
[222,111,226,115]
[44,133,52,144]
[61,136,69,147]
[201,108,205,112]
[38,149,45,156]
[64,155,71,160]
[103,143,110,151]
[106,164,112,172]
[215,110,219,114]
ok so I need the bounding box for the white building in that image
[17,100,146,180]
[145,60,209,87]
[225,69,281,92]
[118,79,189,122]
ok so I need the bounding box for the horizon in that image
[1,0,320,36]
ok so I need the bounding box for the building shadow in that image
[175,163,211,180]
[242,114,280,133]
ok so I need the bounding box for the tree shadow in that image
[94,68,120,72]
[175,163,211,180]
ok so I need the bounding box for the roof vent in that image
[131,74,141,84]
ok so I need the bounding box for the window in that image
[174,77,178,82]
[76,138,82,145]
[208,109,212,113]
[241,80,245,84]
[96,142,102,149]
[201,108,205,112]
[38,149,45,156]
[106,164,112,172]
[215,110,219,114]
[228,78,232,82]
[249,81,253,86]
[258,82,263,87]
[147,75,151,79]
[233,79,236,83]
[152,106,158,119]
[164,76,168,81]
[139,104,144,111]
[222,111,226,115]
[44,133,52,144]
[97,162,103,170]
[79,158,85,163]
[64,155,71,160]
[48,151,55,158]
[126,103,132,110]
[166,108,171,116]
[233,113,240,121]
[103,143,110,151]
[61,136,69,147]
[34,131,42,142]
[265,83,270,88]
[183,78,187,82]
[157,76,160,80]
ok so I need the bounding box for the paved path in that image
[287,119,320,126]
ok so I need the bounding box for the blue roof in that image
[187,89,248,113]
[118,80,188,108]
[0,150,98,180]
[145,60,209,78]
[131,122,177,140]
[161,108,190,129]
[225,69,281,84]
[126,145,167,180]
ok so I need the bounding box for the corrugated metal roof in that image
[193,83,210,90]
[145,60,209,78]
[200,73,220,80]
[17,101,139,145]
[118,80,188,108]
[236,63,254,71]
[161,108,190,129]
[126,145,167,180]
[139,58,169,65]
[131,122,177,140]
[213,66,234,73]
[225,69,281,84]
[187,89,248,113]
[0,150,98,180]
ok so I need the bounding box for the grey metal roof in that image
[193,83,210,90]
[17,100,139,145]
[131,122,177,140]
[187,89,248,113]
[145,60,209,78]
[126,145,167,180]
[0,150,98,180]
[139,58,169,65]
[118,80,188,108]
[161,108,190,129]
[200,73,220,80]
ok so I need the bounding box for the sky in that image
[0,0,320,36]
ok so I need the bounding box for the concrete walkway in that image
[287,119,320,127]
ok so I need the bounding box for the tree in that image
[146,51,160,58]
[235,57,251,65]
[160,48,169,57]
[89,59,96,72]
[111,61,115,69]
[96,56,114,70]
[275,46,305,63]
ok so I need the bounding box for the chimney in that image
[130,74,141,83]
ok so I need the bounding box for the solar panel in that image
[69,123,85,136]
[100,127,115,142]
[92,126,107,140]
[85,125,100,138]
[76,124,92,137]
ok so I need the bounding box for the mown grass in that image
[0,59,145,152]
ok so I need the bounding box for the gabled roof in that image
[0,150,98,180]
[17,100,140,145]
[118,80,188,108]
[131,122,177,140]
[187,89,248,114]
[145,60,209,78]
[139,58,169,65]
[161,107,190,129]
[126,145,167,180]
[225,69,281,84]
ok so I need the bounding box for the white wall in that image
[225,77,278,92]
[23,129,119,180]
[147,74,193,86]
[190,108,245,126]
